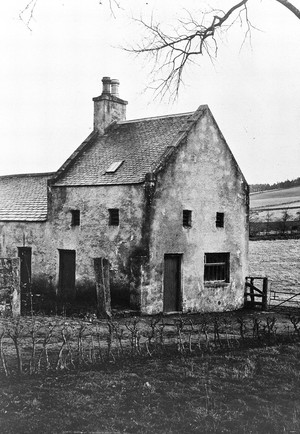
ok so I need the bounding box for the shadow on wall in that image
[20,273,133,316]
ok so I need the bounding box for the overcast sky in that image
[0,0,299,184]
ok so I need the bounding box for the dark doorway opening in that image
[18,247,32,313]
[163,254,182,313]
[59,250,76,303]
[110,272,130,310]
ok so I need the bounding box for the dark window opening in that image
[204,252,230,283]
[216,212,224,228]
[109,209,119,226]
[71,210,80,226]
[183,210,192,227]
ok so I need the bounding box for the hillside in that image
[250,186,300,237]
[250,185,300,210]
[250,177,300,193]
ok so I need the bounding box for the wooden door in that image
[18,247,32,288]
[163,254,181,312]
[59,250,76,300]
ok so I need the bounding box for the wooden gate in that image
[163,254,182,313]
[244,276,268,310]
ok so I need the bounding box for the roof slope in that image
[52,109,205,186]
[0,173,53,221]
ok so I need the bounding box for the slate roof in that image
[52,107,207,186]
[0,173,53,221]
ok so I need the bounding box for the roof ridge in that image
[118,111,196,124]
[0,172,55,179]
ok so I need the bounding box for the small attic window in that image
[106,160,124,173]
[71,210,80,226]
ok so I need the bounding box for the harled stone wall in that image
[47,184,145,308]
[0,258,20,316]
[141,109,249,314]
[0,222,51,296]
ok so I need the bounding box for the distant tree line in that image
[250,209,300,238]
[250,177,300,193]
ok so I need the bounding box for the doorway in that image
[18,247,32,312]
[59,250,76,300]
[163,254,182,312]
[18,247,32,288]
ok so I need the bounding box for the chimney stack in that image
[93,76,127,134]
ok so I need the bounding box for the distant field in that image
[249,239,300,301]
[250,185,300,209]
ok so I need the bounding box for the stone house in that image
[0,77,249,315]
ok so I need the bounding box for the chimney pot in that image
[111,79,120,97]
[101,76,111,95]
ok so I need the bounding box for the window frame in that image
[204,252,230,283]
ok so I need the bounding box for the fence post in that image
[94,258,111,318]
[262,277,268,311]
[250,277,255,308]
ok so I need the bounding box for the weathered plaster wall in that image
[48,184,144,307]
[141,110,249,314]
[0,222,51,292]
[0,258,20,316]
[93,96,127,134]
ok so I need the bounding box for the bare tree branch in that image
[127,1,251,99]
[19,0,38,31]
[17,0,300,98]
[19,0,122,30]
[276,0,300,19]
[127,0,300,99]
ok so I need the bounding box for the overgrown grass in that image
[1,343,300,433]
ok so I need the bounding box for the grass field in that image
[249,239,300,296]
[1,344,300,433]
[250,185,300,209]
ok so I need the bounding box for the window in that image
[183,210,192,227]
[109,209,119,226]
[71,210,80,226]
[216,212,224,228]
[204,253,230,283]
[106,161,124,173]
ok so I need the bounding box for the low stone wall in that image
[0,258,20,316]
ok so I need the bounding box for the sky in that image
[0,0,299,185]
